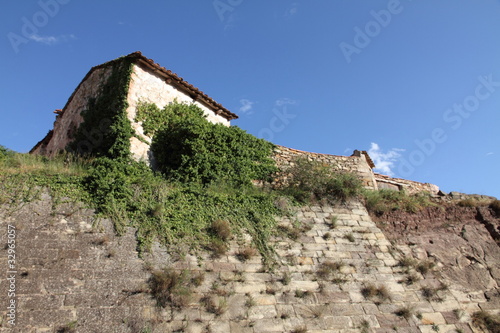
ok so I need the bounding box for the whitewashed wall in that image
[126,63,231,162]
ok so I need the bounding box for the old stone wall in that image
[374,174,440,195]
[30,66,113,157]
[273,145,378,190]
[126,63,230,162]
[2,193,496,332]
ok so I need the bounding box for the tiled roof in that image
[109,51,238,120]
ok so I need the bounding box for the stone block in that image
[252,318,285,332]
[248,305,278,320]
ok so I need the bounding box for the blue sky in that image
[1,1,499,198]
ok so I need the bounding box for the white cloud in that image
[486,152,494,156]
[285,2,299,17]
[275,98,297,106]
[29,34,76,45]
[368,142,404,177]
[239,99,254,115]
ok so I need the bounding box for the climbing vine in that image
[67,57,134,159]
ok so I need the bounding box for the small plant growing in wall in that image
[361,284,391,304]
[148,269,194,309]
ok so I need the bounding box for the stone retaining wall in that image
[1,193,494,332]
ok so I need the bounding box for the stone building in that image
[31,51,238,162]
[30,52,438,194]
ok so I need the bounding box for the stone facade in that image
[30,66,113,157]
[30,52,237,161]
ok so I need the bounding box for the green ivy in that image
[68,57,134,159]
[136,101,277,186]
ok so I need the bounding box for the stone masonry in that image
[1,192,494,332]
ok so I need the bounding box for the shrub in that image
[211,219,232,241]
[237,246,257,262]
[457,198,479,208]
[142,101,277,186]
[363,189,435,215]
[490,200,500,217]
[282,157,362,203]
[149,269,194,308]
[472,311,500,333]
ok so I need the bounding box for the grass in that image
[472,311,500,333]
[327,215,338,229]
[316,261,344,280]
[363,189,436,215]
[295,289,313,298]
[245,294,256,308]
[395,306,414,319]
[416,260,435,275]
[281,272,291,285]
[201,296,227,316]
[345,232,355,242]
[402,273,420,285]
[398,256,417,269]
[421,283,447,302]
[361,284,391,303]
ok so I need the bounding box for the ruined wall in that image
[126,63,230,162]
[30,66,113,156]
[374,174,440,195]
[273,145,378,190]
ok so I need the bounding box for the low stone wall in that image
[272,145,377,190]
[374,173,440,195]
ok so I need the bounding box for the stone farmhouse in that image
[30,52,438,195]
